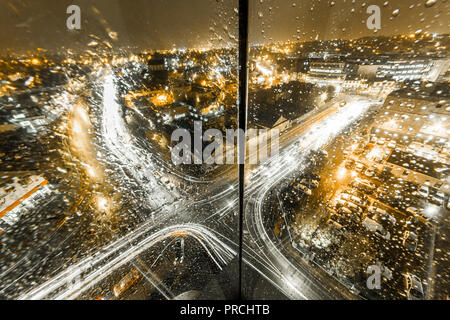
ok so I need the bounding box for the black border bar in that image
[238,0,249,300]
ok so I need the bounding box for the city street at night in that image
[0,0,448,304]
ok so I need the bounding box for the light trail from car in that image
[19,223,236,300]
[242,99,373,299]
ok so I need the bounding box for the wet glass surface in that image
[243,0,449,300]
[0,0,239,300]
[0,0,449,301]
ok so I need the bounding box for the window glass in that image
[244,0,449,300]
[0,0,239,300]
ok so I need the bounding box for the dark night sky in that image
[0,0,448,54]
[0,0,238,54]
[250,0,449,44]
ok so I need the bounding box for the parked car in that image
[387,140,397,149]
[328,212,347,230]
[406,207,420,216]
[340,193,351,201]
[300,178,319,189]
[336,198,347,208]
[345,159,355,169]
[345,201,364,215]
[369,206,388,216]
[404,215,419,229]
[417,185,429,198]
[352,178,376,192]
[362,216,391,240]
[344,188,367,200]
[364,168,375,177]
[378,211,396,226]
[402,231,418,252]
[355,162,365,172]
[294,183,312,196]
[349,195,366,207]
[337,207,353,216]
[430,191,445,205]
[306,173,321,181]
[337,207,360,223]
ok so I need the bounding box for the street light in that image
[337,167,347,179]
[97,196,109,212]
[424,205,439,219]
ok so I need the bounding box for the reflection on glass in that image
[0,0,239,300]
[0,0,448,301]
[244,0,449,300]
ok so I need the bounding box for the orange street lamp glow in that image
[337,167,347,179]
[97,196,109,212]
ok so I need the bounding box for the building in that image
[307,52,345,60]
[357,65,381,81]
[306,61,358,85]
[157,103,192,124]
[147,53,169,87]
[0,175,50,227]
[369,89,449,192]
[375,59,446,82]
[307,62,347,80]
[187,84,217,112]
[373,89,449,145]
[436,59,450,83]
